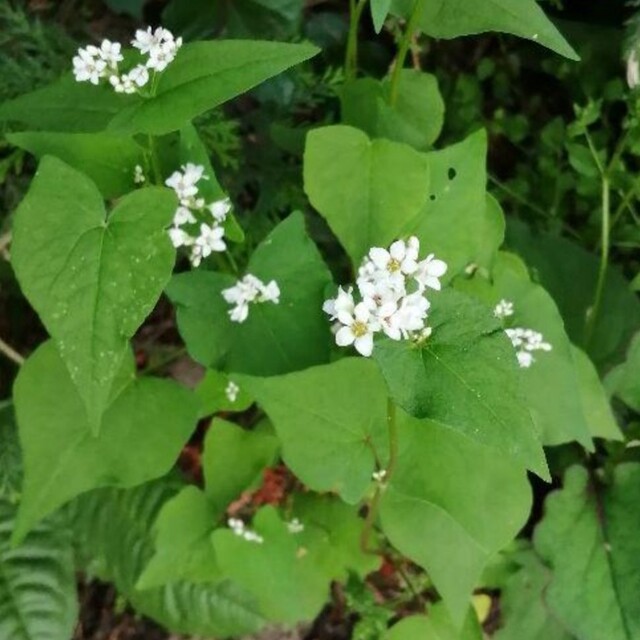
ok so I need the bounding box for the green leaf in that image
[494,550,574,640]
[212,506,336,624]
[102,0,146,18]
[373,289,547,477]
[571,346,622,441]
[179,123,244,242]
[0,501,77,640]
[137,486,221,589]
[408,130,503,277]
[506,221,640,367]
[202,418,279,512]
[167,212,333,376]
[385,604,482,639]
[70,481,266,636]
[0,77,129,132]
[292,494,379,579]
[7,131,145,199]
[341,71,445,150]
[534,465,640,640]
[11,157,176,429]
[303,125,430,265]
[12,341,198,543]
[371,0,393,32]
[238,358,389,504]
[606,332,640,413]
[108,40,319,135]
[196,370,254,417]
[380,413,532,624]
[455,255,596,449]
[0,405,22,502]
[390,0,578,60]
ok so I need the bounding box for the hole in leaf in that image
[429,194,436,201]
[448,167,457,180]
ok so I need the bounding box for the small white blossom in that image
[190,224,226,267]
[324,237,446,357]
[225,381,239,403]
[128,64,150,87]
[98,39,123,68]
[227,518,263,544]
[208,198,232,222]
[109,73,135,94]
[133,164,145,184]
[173,206,197,226]
[72,47,107,84]
[287,518,304,534]
[335,302,379,357]
[168,227,193,249]
[372,469,387,483]
[222,274,281,323]
[505,327,552,368]
[494,299,514,319]
[165,164,205,203]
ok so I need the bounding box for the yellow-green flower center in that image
[352,321,368,337]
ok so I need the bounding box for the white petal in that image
[369,247,390,269]
[354,333,374,357]
[389,240,406,261]
[335,326,355,347]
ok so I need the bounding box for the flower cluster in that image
[72,27,182,94]
[228,518,264,544]
[323,237,447,357]
[222,275,281,323]
[165,163,232,267]
[494,300,553,368]
[372,469,387,483]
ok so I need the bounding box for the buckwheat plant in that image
[2,4,624,639]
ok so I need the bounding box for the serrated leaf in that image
[12,341,198,543]
[238,358,389,504]
[408,129,503,277]
[108,40,319,135]
[7,131,145,199]
[69,481,266,636]
[137,486,221,589]
[203,418,279,512]
[390,0,578,60]
[167,212,333,376]
[373,289,547,477]
[11,157,176,429]
[303,125,430,266]
[380,413,531,624]
[0,502,77,640]
[534,465,640,640]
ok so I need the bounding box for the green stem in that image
[361,398,398,554]
[585,175,610,346]
[345,0,368,82]
[389,0,425,105]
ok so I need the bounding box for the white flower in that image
[72,47,107,84]
[228,518,245,533]
[109,73,135,94]
[388,291,430,340]
[190,224,226,266]
[173,206,197,226]
[505,327,552,368]
[133,164,145,184]
[323,286,355,321]
[335,302,379,357]
[414,254,448,291]
[222,274,281,323]
[372,469,387,483]
[225,381,239,403]
[168,227,192,248]
[208,198,232,222]
[242,530,264,544]
[228,517,263,543]
[98,39,123,67]
[494,299,514,319]
[128,64,150,87]
[369,237,419,277]
[287,518,304,534]
[165,164,204,202]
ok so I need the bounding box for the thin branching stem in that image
[0,337,25,366]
